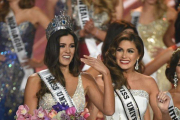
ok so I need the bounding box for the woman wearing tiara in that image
[24,12,115,116]
[0,0,50,119]
[82,31,172,120]
[165,48,180,119]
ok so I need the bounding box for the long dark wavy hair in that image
[104,32,144,89]
[0,0,35,22]
[165,49,180,85]
[102,20,138,60]
[37,29,81,99]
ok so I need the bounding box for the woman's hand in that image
[0,55,6,65]
[157,91,170,114]
[80,108,90,119]
[84,19,96,35]
[81,55,109,75]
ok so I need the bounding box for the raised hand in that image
[157,91,170,114]
[81,55,109,75]
[84,19,95,34]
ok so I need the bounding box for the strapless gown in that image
[105,90,149,120]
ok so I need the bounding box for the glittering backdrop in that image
[33,0,175,72]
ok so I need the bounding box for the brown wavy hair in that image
[82,0,117,23]
[104,32,144,89]
[37,29,81,99]
[165,49,180,85]
[0,0,35,22]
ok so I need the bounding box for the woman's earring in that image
[135,59,139,70]
[174,72,178,89]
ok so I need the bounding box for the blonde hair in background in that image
[82,0,117,23]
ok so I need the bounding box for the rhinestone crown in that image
[46,11,73,40]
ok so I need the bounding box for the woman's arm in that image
[144,47,174,75]
[45,0,58,19]
[144,105,151,120]
[114,0,123,20]
[163,7,177,47]
[81,55,115,115]
[83,19,107,41]
[147,77,171,120]
[24,73,41,114]
[30,7,50,29]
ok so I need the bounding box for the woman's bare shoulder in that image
[27,73,41,85]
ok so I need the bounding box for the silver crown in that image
[46,11,73,40]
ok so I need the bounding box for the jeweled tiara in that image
[46,11,73,40]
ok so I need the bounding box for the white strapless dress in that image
[105,90,149,120]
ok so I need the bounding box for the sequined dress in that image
[39,74,85,112]
[105,90,149,120]
[131,11,171,91]
[0,21,36,119]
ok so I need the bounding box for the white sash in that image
[77,0,102,71]
[5,9,34,90]
[167,92,179,120]
[38,69,78,111]
[115,85,141,120]
[131,11,157,82]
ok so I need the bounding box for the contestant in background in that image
[24,12,115,116]
[165,48,180,119]
[0,0,50,119]
[125,0,177,91]
[57,0,124,70]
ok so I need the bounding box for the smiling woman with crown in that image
[24,11,115,117]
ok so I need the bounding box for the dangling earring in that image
[135,59,139,70]
[174,72,178,89]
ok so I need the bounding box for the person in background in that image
[165,48,180,119]
[0,0,50,119]
[126,0,177,91]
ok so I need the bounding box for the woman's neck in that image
[9,0,22,14]
[142,2,155,14]
[60,66,71,77]
[123,69,136,80]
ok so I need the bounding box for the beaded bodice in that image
[105,89,149,120]
[39,74,85,112]
[136,12,169,57]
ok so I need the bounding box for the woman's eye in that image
[177,64,180,66]
[59,45,65,48]
[117,48,123,52]
[70,44,75,48]
[128,50,134,53]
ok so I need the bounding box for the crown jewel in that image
[46,11,73,40]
